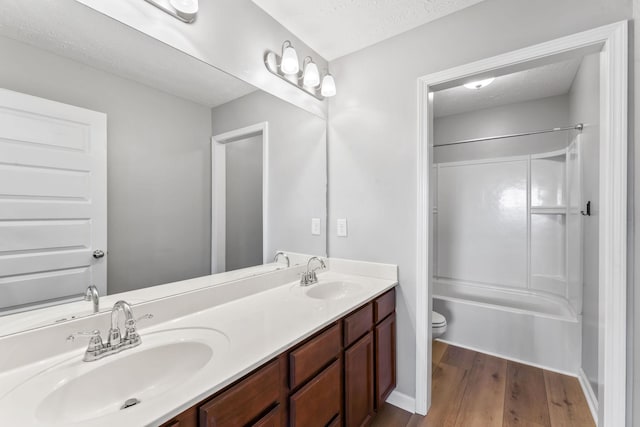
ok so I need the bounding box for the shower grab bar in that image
[437,123,583,147]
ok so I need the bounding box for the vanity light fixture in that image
[264,41,337,100]
[143,0,198,23]
[463,77,495,90]
[302,57,320,88]
[280,41,300,75]
[321,74,337,97]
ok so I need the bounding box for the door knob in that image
[93,250,105,259]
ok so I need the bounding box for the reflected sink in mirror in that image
[0,327,229,425]
[302,281,363,301]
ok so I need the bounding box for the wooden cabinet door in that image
[290,359,341,427]
[344,332,374,427]
[375,312,396,409]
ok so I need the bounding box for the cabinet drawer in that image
[290,359,342,427]
[343,303,373,347]
[252,405,281,427]
[199,359,281,427]
[374,289,395,323]
[289,323,341,389]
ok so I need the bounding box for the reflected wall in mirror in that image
[0,10,327,335]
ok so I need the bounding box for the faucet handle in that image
[67,330,104,352]
[123,313,153,343]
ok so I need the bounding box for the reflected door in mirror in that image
[0,89,107,314]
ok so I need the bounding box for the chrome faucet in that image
[300,256,326,286]
[84,285,100,313]
[274,251,290,267]
[67,300,153,362]
[108,300,135,347]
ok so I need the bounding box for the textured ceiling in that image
[434,58,583,118]
[252,0,487,60]
[0,1,255,108]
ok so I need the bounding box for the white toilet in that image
[432,311,447,339]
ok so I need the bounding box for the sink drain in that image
[121,398,141,410]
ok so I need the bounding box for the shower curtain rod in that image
[437,123,584,147]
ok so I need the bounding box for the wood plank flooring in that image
[371,342,595,427]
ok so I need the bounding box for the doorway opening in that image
[211,122,269,273]
[416,21,627,426]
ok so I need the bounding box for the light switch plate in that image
[337,218,348,237]
[311,218,321,235]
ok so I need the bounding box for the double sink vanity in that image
[0,258,398,426]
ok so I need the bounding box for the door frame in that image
[211,122,269,273]
[415,21,628,425]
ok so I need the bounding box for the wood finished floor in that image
[372,342,595,427]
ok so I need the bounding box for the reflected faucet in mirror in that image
[84,286,100,314]
[274,251,290,267]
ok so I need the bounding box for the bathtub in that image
[433,280,581,374]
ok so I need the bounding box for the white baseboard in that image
[578,368,598,425]
[385,390,416,413]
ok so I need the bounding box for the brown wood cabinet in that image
[375,312,396,409]
[344,332,375,427]
[289,323,341,390]
[199,359,282,427]
[253,406,282,427]
[158,287,396,427]
[290,359,342,427]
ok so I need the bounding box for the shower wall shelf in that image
[531,206,567,214]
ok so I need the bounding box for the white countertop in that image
[0,267,397,426]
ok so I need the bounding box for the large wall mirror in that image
[0,3,327,336]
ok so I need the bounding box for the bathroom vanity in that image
[0,259,397,427]
[161,288,396,427]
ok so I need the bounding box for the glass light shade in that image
[321,74,337,97]
[463,77,495,90]
[302,61,320,88]
[169,0,198,20]
[281,46,299,75]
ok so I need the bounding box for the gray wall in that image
[569,54,601,401]
[434,94,570,163]
[211,91,327,259]
[328,0,632,403]
[0,36,213,295]
[225,135,264,271]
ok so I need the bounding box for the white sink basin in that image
[0,327,228,425]
[304,281,363,300]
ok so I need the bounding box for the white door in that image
[0,89,107,313]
